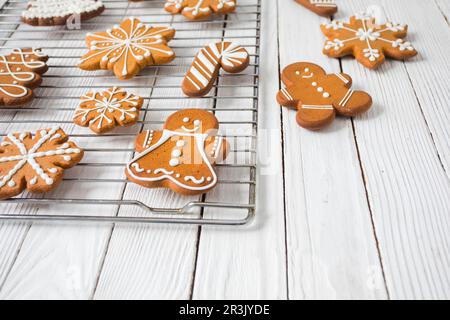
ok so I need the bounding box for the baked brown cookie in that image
[79,17,176,80]
[22,0,105,26]
[277,62,372,130]
[295,0,337,17]
[126,109,229,195]
[165,0,236,20]
[0,127,84,199]
[74,87,144,134]
[321,14,417,69]
[182,42,249,97]
[0,48,49,107]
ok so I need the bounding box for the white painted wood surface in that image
[0,0,449,300]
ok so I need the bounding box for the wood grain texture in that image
[339,0,450,299]
[278,0,387,299]
[192,0,288,299]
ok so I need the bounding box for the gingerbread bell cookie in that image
[0,127,84,200]
[74,87,144,134]
[183,42,249,97]
[22,0,105,26]
[321,13,417,69]
[0,48,49,107]
[79,18,176,80]
[295,0,337,17]
[277,62,372,130]
[126,109,229,195]
[165,0,237,20]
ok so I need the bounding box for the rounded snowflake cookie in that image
[165,0,237,20]
[295,0,337,17]
[0,48,49,107]
[321,13,417,69]
[74,87,144,134]
[22,0,105,26]
[78,17,176,80]
[126,109,229,195]
[277,62,372,130]
[0,127,84,200]
[182,41,249,97]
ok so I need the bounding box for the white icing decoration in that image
[169,158,180,167]
[22,0,104,20]
[185,41,248,94]
[75,87,141,131]
[131,163,145,173]
[0,127,81,189]
[79,18,174,77]
[184,176,205,184]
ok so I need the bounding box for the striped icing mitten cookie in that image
[165,0,237,20]
[295,0,337,17]
[277,62,372,130]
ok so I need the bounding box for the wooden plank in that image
[340,0,450,299]
[278,0,387,299]
[192,0,288,299]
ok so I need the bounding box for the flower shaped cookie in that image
[79,17,176,80]
[164,0,237,20]
[321,14,417,69]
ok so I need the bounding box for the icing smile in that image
[181,125,199,133]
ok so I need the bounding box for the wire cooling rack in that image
[0,0,260,225]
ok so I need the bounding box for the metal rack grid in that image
[0,0,260,225]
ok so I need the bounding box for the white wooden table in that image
[0,0,449,300]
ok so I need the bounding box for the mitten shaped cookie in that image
[0,48,49,107]
[165,0,237,20]
[0,127,84,199]
[79,17,176,80]
[321,14,417,69]
[126,109,229,195]
[277,62,372,130]
[295,0,337,17]
[182,41,249,97]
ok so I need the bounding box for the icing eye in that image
[193,120,201,126]
[183,117,190,123]
[304,68,310,72]
[295,71,301,75]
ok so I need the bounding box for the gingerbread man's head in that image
[164,109,219,134]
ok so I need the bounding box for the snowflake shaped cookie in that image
[0,48,49,107]
[74,87,144,134]
[0,127,84,199]
[22,0,105,26]
[165,0,237,20]
[79,17,176,80]
[321,14,417,69]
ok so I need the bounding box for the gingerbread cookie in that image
[182,42,249,97]
[0,127,84,200]
[22,0,105,26]
[0,48,49,107]
[295,0,337,17]
[165,0,236,20]
[277,62,372,130]
[126,109,229,195]
[321,14,417,69]
[74,87,144,134]
[79,18,176,80]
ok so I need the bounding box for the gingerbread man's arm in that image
[277,86,299,109]
[134,130,163,153]
[205,135,229,164]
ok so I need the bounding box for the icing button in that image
[176,140,185,147]
[323,92,330,98]
[317,87,324,92]
[169,158,180,167]
[312,82,318,87]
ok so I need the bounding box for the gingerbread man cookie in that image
[22,0,105,26]
[0,127,84,200]
[182,41,249,97]
[74,87,144,134]
[295,0,337,17]
[165,0,236,20]
[277,62,372,130]
[0,48,49,107]
[126,109,229,195]
[321,14,417,69]
[79,18,176,80]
